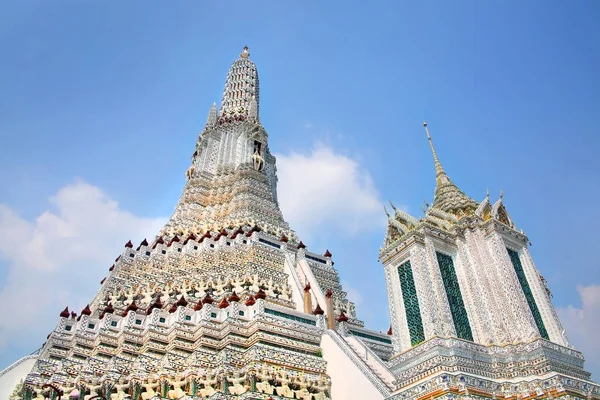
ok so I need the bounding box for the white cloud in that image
[557,285,600,379]
[341,280,363,307]
[0,181,165,359]
[276,145,386,240]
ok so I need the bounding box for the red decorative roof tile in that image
[184,233,197,245]
[81,304,92,316]
[228,291,240,302]
[199,232,212,243]
[146,298,163,315]
[324,249,332,258]
[245,295,256,306]
[176,295,188,307]
[297,241,306,249]
[125,240,133,248]
[336,312,348,322]
[218,297,229,309]
[202,293,214,304]
[313,304,324,315]
[136,238,149,250]
[152,237,165,249]
[60,307,70,318]
[255,289,267,300]
[121,301,139,317]
[168,235,180,247]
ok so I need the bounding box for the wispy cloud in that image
[275,144,386,241]
[341,280,363,306]
[0,181,165,366]
[557,285,600,379]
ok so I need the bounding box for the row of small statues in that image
[107,275,291,305]
[27,369,330,400]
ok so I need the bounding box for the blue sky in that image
[1,0,599,379]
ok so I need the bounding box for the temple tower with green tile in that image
[379,122,598,399]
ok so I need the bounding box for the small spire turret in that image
[206,102,217,127]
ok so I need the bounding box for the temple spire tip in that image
[423,122,449,186]
[240,46,250,59]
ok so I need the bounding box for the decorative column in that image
[303,283,313,314]
[325,289,335,330]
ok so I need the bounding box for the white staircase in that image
[343,334,396,388]
[325,330,394,397]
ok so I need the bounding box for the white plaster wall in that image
[283,252,306,313]
[321,334,384,400]
[0,355,37,400]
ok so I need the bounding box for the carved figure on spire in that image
[240,45,250,59]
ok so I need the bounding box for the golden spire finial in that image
[240,46,250,59]
[423,122,450,186]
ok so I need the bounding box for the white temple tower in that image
[7,47,392,400]
[3,48,598,400]
[380,122,598,399]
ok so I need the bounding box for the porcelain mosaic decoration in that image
[4,47,598,400]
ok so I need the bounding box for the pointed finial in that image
[424,199,430,208]
[240,46,250,59]
[423,122,450,186]
[499,189,504,200]
[206,102,217,127]
[486,189,490,199]
[383,205,390,217]
[389,200,397,212]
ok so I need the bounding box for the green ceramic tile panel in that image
[398,260,425,346]
[436,252,473,341]
[506,248,549,340]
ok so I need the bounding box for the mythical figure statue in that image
[141,377,159,400]
[167,374,186,399]
[199,372,218,397]
[275,371,293,398]
[227,371,248,395]
[110,378,130,400]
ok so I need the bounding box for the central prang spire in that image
[160,47,292,239]
[218,46,260,124]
